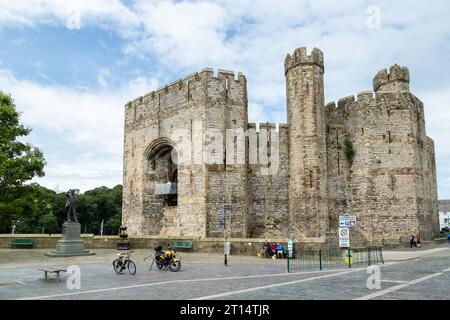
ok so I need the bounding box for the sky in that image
[0,0,449,198]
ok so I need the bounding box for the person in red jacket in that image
[416,233,421,247]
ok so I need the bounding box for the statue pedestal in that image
[46,221,95,257]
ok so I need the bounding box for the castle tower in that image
[373,64,410,93]
[285,47,329,239]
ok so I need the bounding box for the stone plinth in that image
[46,221,94,257]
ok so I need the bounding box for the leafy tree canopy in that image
[0,91,46,232]
[0,91,122,234]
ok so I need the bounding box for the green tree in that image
[0,91,46,232]
[39,212,58,234]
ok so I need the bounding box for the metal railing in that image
[287,247,384,272]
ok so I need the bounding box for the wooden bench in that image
[11,238,33,248]
[38,268,67,284]
[172,241,193,251]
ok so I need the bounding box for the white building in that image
[439,212,450,231]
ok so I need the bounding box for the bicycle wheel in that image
[112,259,122,274]
[168,260,181,272]
[127,260,136,275]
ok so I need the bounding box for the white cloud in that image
[0,68,160,192]
[0,0,450,196]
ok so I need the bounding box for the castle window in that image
[388,131,392,143]
[361,128,364,135]
[309,170,313,188]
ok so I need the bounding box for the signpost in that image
[339,215,356,228]
[339,227,350,248]
[287,239,293,258]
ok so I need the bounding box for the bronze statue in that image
[65,189,79,222]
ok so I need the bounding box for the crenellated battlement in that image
[337,95,355,110]
[325,91,377,121]
[126,68,246,107]
[247,123,288,133]
[373,64,410,92]
[259,122,277,130]
[356,90,375,103]
[284,47,324,74]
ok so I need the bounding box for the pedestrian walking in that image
[410,235,417,248]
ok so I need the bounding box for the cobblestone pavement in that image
[0,246,449,300]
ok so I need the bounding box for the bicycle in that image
[113,250,136,275]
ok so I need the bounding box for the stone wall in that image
[325,65,439,244]
[247,123,290,238]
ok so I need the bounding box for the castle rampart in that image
[122,46,439,245]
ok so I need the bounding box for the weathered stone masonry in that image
[122,46,439,245]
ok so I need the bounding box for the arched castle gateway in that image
[122,46,439,246]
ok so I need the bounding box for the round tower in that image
[373,64,410,93]
[285,47,329,239]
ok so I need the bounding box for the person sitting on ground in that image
[264,240,272,258]
[258,241,267,258]
[416,233,421,247]
[271,242,277,258]
[277,243,284,259]
[262,239,270,258]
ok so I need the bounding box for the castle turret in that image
[373,64,410,92]
[285,47,329,239]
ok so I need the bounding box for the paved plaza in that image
[1,245,450,300]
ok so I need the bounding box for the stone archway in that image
[146,139,178,207]
[143,138,179,235]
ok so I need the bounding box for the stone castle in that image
[122,46,439,246]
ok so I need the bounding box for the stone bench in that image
[38,268,67,284]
